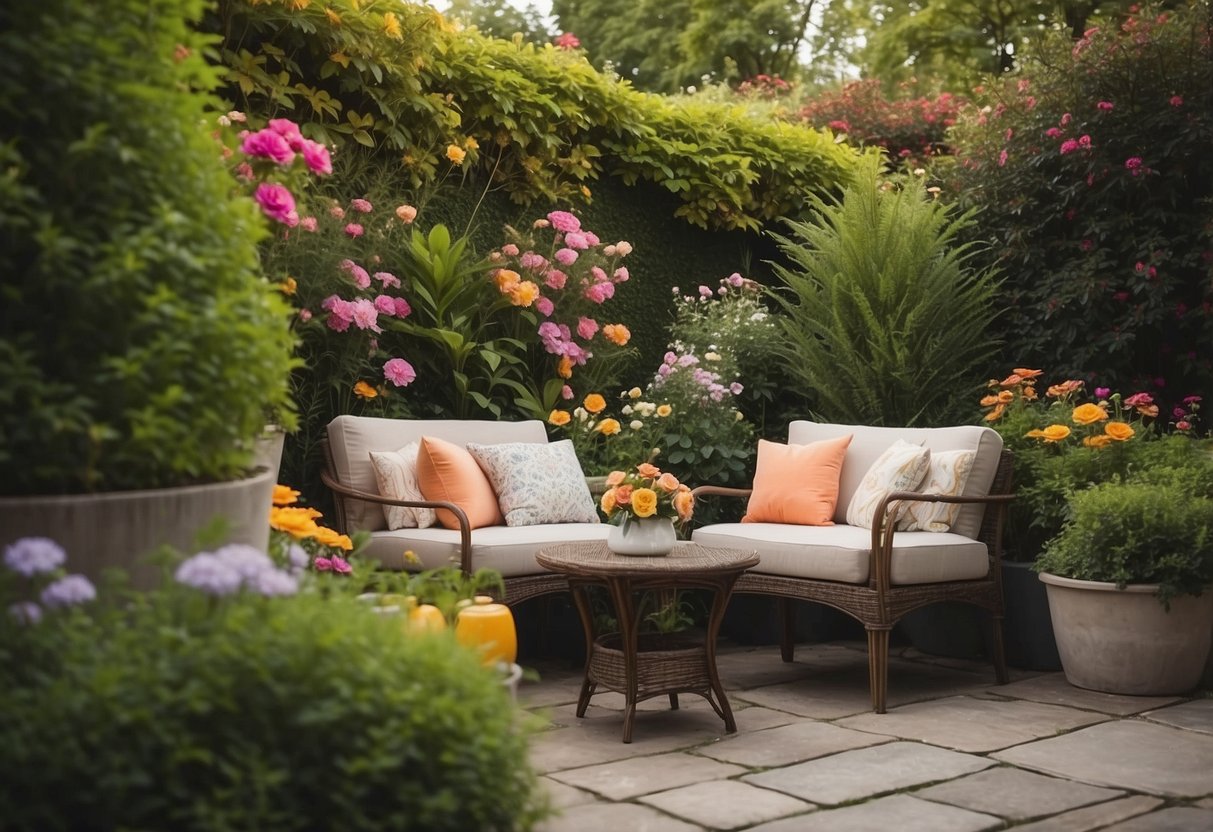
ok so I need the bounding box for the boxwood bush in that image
[0,0,296,494]
[0,588,545,831]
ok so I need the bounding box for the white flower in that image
[629,420,644,431]
[704,352,721,362]
[621,404,633,415]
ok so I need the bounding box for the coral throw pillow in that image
[845,439,932,530]
[742,435,853,525]
[416,436,504,531]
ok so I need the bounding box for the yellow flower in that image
[354,380,378,399]
[508,280,539,307]
[280,276,297,295]
[1025,429,1046,439]
[602,323,631,346]
[272,484,300,506]
[580,185,592,198]
[627,387,642,399]
[631,487,658,517]
[312,526,353,551]
[1083,435,1113,448]
[1072,403,1109,425]
[548,409,571,426]
[325,7,341,25]
[583,393,606,414]
[596,418,621,435]
[600,489,617,514]
[1040,424,1072,442]
[464,136,479,150]
[446,144,466,164]
[403,549,421,566]
[382,11,402,39]
[1105,421,1135,441]
[656,404,672,417]
[269,506,322,539]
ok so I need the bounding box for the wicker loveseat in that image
[691,420,1014,712]
[320,416,609,605]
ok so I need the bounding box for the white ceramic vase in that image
[607,516,676,557]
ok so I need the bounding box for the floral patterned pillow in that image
[898,449,977,533]
[369,441,438,530]
[845,439,931,530]
[466,440,599,527]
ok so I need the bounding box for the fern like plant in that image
[768,155,1000,427]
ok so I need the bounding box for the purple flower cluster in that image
[4,537,96,624]
[174,544,298,598]
[4,537,66,577]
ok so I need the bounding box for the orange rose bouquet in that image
[599,462,694,526]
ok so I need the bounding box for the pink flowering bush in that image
[489,210,637,415]
[946,4,1212,414]
[798,78,965,167]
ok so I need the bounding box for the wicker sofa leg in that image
[779,598,796,663]
[867,626,892,714]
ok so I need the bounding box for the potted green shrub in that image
[1035,448,1213,695]
[0,0,296,586]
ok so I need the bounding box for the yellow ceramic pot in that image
[407,598,447,633]
[455,595,517,665]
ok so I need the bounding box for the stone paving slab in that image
[914,766,1125,820]
[693,719,890,768]
[1102,806,1213,831]
[742,740,993,805]
[984,673,1182,715]
[836,695,1107,752]
[638,780,813,830]
[1003,796,1165,832]
[993,720,1213,797]
[732,657,991,720]
[538,776,600,810]
[537,801,704,832]
[1142,698,1213,734]
[548,752,746,801]
[745,794,1000,832]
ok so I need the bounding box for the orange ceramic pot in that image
[407,599,447,633]
[455,595,517,665]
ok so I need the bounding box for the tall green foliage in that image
[768,155,1001,426]
[0,0,296,494]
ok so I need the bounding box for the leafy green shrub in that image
[0,0,296,494]
[0,543,544,831]
[768,154,1000,427]
[946,2,1213,408]
[206,0,862,232]
[1036,479,1213,604]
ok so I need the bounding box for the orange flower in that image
[1022,386,1038,401]
[1025,429,1046,439]
[1071,403,1109,425]
[596,418,621,435]
[602,323,631,346]
[980,394,1000,407]
[600,489,617,514]
[1083,435,1112,448]
[656,472,680,492]
[630,488,658,517]
[674,490,694,522]
[508,280,539,307]
[494,268,521,292]
[557,356,573,379]
[1104,421,1135,441]
[656,404,672,417]
[605,470,627,487]
[312,526,353,550]
[548,409,571,426]
[999,373,1023,387]
[354,380,378,399]
[614,484,633,505]
[272,484,300,506]
[583,393,606,414]
[984,404,1006,422]
[636,462,661,479]
[1040,424,1072,442]
[997,390,1014,404]
[446,144,466,164]
[269,506,322,539]
[280,276,297,295]
[1046,380,1084,398]
[1135,404,1159,418]
[1013,368,1043,379]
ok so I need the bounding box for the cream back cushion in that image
[787,421,1003,540]
[326,416,547,532]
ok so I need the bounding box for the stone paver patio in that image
[520,640,1213,831]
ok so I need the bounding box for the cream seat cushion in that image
[361,523,612,577]
[691,523,989,586]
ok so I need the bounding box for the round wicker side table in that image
[536,541,759,743]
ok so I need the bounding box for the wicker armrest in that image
[689,484,754,500]
[319,469,474,573]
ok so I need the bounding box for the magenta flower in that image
[1078,135,1092,148]
[384,358,416,387]
[1045,127,1062,138]
[301,140,332,175]
[331,557,353,575]
[1095,387,1111,399]
[267,117,303,143]
[1184,395,1202,404]
[374,295,397,315]
[393,297,412,318]
[344,223,364,238]
[340,259,371,289]
[1124,156,1144,176]
[254,182,297,224]
[1059,139,1079,155]
[350,198,373,213]
[1096,101,1114,111]
[313,556,333,572]
[241,129,294,164]
[1170,95,1184,107]
[547,210,581,233]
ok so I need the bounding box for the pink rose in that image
[519,252,547,271]
[547,210,581,233]
[339,259,371,289]
[268,118,303,142]
[242,129,294,164]
[393,297,412,318]
[331,556,352,575]
[374,271,401,288]
[535,296,554,317]
[383,357,416,387]
[584,282,614,303]
[298,308,313,322]
[350,298,381,332]
[300,216,318,232]
[329,204,345,219]
[502,243,520,257]
[564,231,590,250]
[613,267,629,283]
[344,223,364,238]
[544,269,568,290]
[301,140,332,175]
[576,316,599,340]
[374,295,397,315]
[561,385,574,400]
[253,182,296,224]
[350,198,373,213]
[554,248,578,266]
[313,556,333,572]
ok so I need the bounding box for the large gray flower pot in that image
[1040,572,1213,695]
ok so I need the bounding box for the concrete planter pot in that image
[1040,572,1213,695]
[0,466,276,590]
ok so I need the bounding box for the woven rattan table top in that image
[537,541,759,578]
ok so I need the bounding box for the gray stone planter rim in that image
[1038,572,1168,595]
